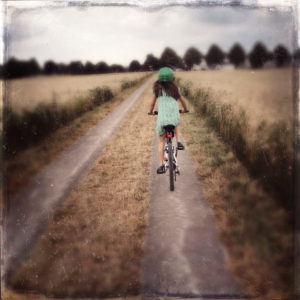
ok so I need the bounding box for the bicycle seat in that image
[163,125,175,132]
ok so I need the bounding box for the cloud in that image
[4,3,296,66]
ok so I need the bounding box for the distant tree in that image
[205,44,225,67]
[183,47,202,70]
[267,51,274,62]
[249,42,269,68]
[129,60,141,72]
[4,57,40,78]
[27,58,40,75]
[228,43,246,67]
[143,54,160,71]
[293,48,300,67]
[96,62,109,74]
[57,63,68,74]
[4,58,18,78]
[273,45,291,67]
[159,47,184,69]
[293,48,300,60]
[110,64,125,73]
[69,61,84,74]
[84,61,96,74]
[44,60,58,75]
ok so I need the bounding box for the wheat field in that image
[3,72,149,113]
[176,68,294,127]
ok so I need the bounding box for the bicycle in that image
[150,110,188,191]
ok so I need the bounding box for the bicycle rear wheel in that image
[174,147,178,181]
[168,140,174,191]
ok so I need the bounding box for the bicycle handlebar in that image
[148,110,189,115]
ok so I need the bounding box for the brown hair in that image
[153,81,180,100]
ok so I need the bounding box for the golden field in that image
[176,68,294,209]
[176,68,294,127]
[3,72,150,113]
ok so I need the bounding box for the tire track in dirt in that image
[142,134,241,298]
[3,77,154,282]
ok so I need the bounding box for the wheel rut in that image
[142,135,241,298]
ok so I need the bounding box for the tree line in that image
[1,42,299,79]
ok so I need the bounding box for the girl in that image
[148,67,189,174]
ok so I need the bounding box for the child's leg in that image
[175,125,185,150]
[175,125,181,143]
[158,133,166,165]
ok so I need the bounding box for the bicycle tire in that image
[168,140,174,191]
[174,147,178,182]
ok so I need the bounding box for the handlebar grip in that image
[150,110,188,115]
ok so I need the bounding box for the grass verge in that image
[4,73,153,155]
[5,76,152,200]
[178,79,294,210]
[4,87,114,154]
[9,82,156,297]
[180,104,293,298]
[121,73,151,91]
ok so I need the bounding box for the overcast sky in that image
[1,0,298,66]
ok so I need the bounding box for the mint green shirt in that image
[156,91,180,136]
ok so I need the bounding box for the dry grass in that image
[5,72,150,113]
[5,73,152,155]
[10,81,156,297]
[5,79,148,200]
[176,68,293,128]
[180,104,293,298]
[176,70,294,209]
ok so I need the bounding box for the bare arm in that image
[178,94,189,112]
[148,95,157,114]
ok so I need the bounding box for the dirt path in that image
[3,77,154,281]
[141,135,241,298]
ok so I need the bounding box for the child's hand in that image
[179,109,189,113]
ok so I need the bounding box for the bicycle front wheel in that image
[168,140,174,191]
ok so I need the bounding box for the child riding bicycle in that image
[148,67,189,174]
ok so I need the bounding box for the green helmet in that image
[158,67,174,82]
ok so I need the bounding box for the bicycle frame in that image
[162,125,179,191]
[150,109,188,191]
